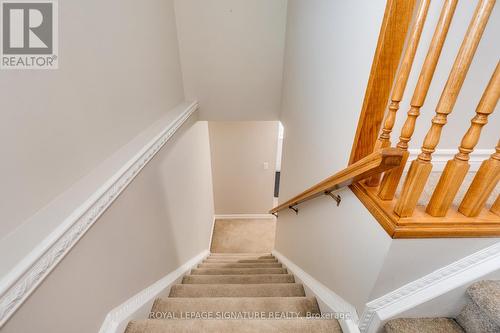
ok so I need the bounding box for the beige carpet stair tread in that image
[169,283,305,297]
[209,253,274,256]
[385,318,464,333]
[151,297,320,316]
[209,253,273,256]
[204,259,278,263]
[192,268,287,275]
[466,280,500,325]
[198,263,282,268]
[182,274,295,284]
[126,319,342,333]
[125,250,342,332]
[207,256,275,260]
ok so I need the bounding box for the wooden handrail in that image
[269,148,403,214]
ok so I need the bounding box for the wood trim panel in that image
[351,182,500,238]
[349,0,418,165]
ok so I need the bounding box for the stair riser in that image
[191,268,287,275]
[169,284,306,298]
[204,259,278,263]
[209,253,272,256]
[182,274,295,284]
[126,319,342,333]
[208,256,275,260]
[151,297,320,317]
[207,257,275,261]
[199,263,282,268]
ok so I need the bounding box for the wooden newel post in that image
[394,0,496,217]
[366,0,430,187]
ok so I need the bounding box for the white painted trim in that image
[272,250,360,333]
[359,242,500,333]
[0,101,199,328]
[208,216,216,250]
[409,149,493,172]
[214,214,276,220]
[98,250,209,333]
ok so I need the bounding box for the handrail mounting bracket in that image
[289,205,299,215]
[326,191,342,206]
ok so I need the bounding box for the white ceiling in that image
[174,0,288,120]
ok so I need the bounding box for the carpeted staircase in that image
[384,280,500,333]
[125,253,342,333]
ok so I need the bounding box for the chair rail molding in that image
[0,101,199,328]
[358,241,500,333]
[98,250,209,333]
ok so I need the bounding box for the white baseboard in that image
[359,242,500,333]
[409,149,493,172]
[98,250,209,333]
[214,214,276,220]
[272,250,360,333]
[208,216,216,250]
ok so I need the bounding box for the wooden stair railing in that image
[394,0,496,218]
[349,0,417,164]
[349,0,500,238]
[378,0,458,199]
[272,0,498,238]
[459,140,500,217]
[269,148,403,214]
[427,66,500,217]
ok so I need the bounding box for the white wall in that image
[2,117,215,333]
[0,0,185,238]
[393,269,500,319]
[392,0,499,150]
[174,0,288,120]
[0,1,217,330]
[209,121,278,214]
[275,0,391,311]
[275,0,500,314]
[369,239,500,299]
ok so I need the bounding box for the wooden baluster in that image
[458,141,500,217]
[427,63,500,216]
[394,0,496,217]
[378,0,458,199]
[366,0,431,187]
[491,195,500,216]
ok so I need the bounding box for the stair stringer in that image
[272,250,360,333]
[98,250,209,333]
